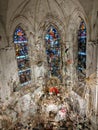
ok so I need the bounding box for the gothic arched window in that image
[78,21,86,81]
[13,26,31,86]
[45,26,61,80]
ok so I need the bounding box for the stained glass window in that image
[78,21,86,80]
[14,26,31,86]
[45,26,61,80]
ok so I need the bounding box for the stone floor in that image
[8,115,91,130]
[0,77,97,130]
[8,87,92,130]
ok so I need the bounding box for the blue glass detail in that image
[45,26,61,79]
[78,52,86,56]
[78,21,86,74]
[14,27,31,86]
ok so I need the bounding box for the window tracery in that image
[13,26,31,86]
[78,20,86,81]
[45,26,61,80]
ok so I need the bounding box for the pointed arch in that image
[13,26,31,86]
[45,25,62,80]
[78,20,87,82]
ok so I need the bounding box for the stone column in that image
[94,40,98,130]
[65,41,74,90]
[96,40,98,117]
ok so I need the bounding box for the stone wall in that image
[0,47,19,101]
[0,0,98,126]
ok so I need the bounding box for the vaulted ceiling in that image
[0,0,9,26]
[0,0,98,28]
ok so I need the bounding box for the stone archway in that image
[37,14,66,85]
[66,8,89,93]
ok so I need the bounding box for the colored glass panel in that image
[14,27,31,86]
[45,26,61,79]
[78,21,86,78]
